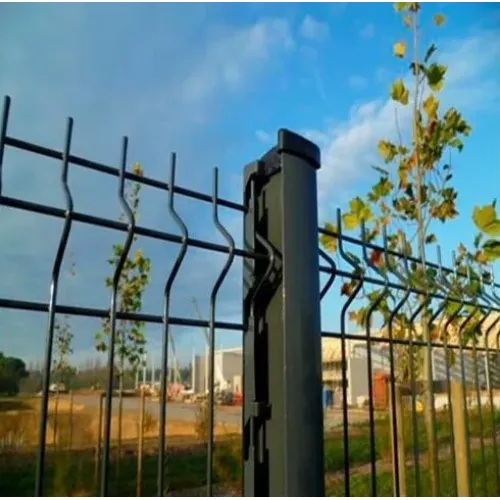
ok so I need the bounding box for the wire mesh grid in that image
[318,208,500,497]
[0,95,266,497]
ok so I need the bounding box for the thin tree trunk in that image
[412,8,439,493]
[117,361,124,478]
[137,389,145,497]
[53,390,59,451]
[69,390,73,451]
[95,392,104,485]
[390,383,407,496]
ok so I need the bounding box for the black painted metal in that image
[242,129,324,496]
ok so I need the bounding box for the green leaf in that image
[425,234,437,244]
[483,240,500,261]
[434,13,446,26]
[474,232,484,249]
[371,165,390,176]
[426,63,447,92]
[378,140,398,163]
[403,14,412,28]
[369,177,394,202]
[424,44,437,63]
[448,138,463,151]
[473,204,500,236]
[409,62,426,76]
[423,94,439,119]
[391,79,409,105]
[394,41,406,58]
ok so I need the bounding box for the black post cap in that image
[278,129,321,170]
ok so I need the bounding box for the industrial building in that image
[192,316,500,406]
[192,347,242,395]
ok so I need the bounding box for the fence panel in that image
[2,93,500,497]
[0,95,254,497]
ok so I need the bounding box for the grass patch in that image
[326,446,500,497]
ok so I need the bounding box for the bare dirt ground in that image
[1,394,369,454]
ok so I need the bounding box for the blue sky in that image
[1,2,499,368]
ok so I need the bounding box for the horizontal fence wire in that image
[317,208,500,497]
[0,95,266,497]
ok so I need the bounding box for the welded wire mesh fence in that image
[318,214,500,497]
[1,93,500,498]
[0,95,257,497]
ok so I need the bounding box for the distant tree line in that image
[0,352,29,395]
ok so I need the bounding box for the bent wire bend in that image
[336,208,364,496]
[158,153,189,496]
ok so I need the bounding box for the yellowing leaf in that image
[350,197,374,222]
[473,204,500,236]
[394,2,410,11]
[320,222,338,253]
[423,94,439,119]
[434,13,446,26]
[378,140,398,163]
[343,213,360,231]
[391,79,409,105]
[394,40,407,58]
[403,15,412,28]
[426,63,447,92]
[483,240,500,261]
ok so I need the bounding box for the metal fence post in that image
[243,129,325,496]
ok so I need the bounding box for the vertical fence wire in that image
[158,152,189,496]
[457,302,477,496]
[336,208,364,496]
[485,312,500,492]
[35,117,74,496]
[0,96,10,196]
[384,227,412,497]
[207,167,236,496]
[101,137,135,496]
[360,221,390,496]
[472,308,490,495]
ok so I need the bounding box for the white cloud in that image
[181,18,294,103]
[256,129,271,143]
[348,75,367,88]
[299,15,330,42]
[359,22,375,39]
[306,30,500,221]
[0,7,295,362]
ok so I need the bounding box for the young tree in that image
[320,3,475,494]
[95,162,151,468]
[53,257,76,389]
